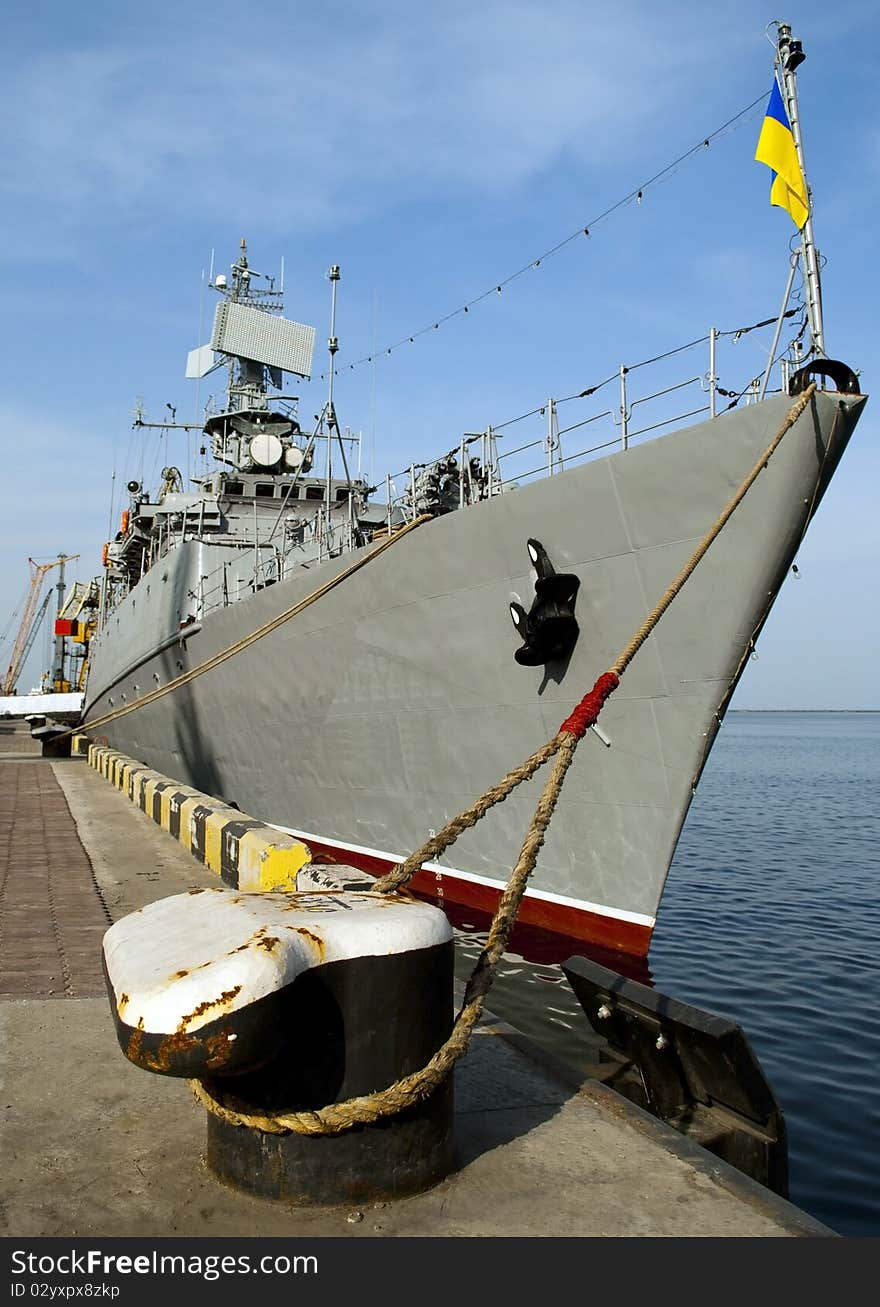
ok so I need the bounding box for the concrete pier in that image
[0,722,831,1237]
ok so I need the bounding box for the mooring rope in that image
[191,383,817,1135]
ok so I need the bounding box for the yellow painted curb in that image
[86,743,312,891]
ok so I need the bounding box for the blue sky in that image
[1,0,877,706]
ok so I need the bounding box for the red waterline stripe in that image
[303,836,653,960]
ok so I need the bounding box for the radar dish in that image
[249,432,284,468]
[210,302,315,379]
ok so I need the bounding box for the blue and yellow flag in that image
[754,79,809,229]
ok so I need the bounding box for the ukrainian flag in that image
[754,79,809,229]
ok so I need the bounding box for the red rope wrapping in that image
[558,671,620,739]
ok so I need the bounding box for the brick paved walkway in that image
[0,761,111,998]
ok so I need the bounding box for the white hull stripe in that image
[270,823,656,930]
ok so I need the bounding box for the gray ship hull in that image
[83,389,865,956]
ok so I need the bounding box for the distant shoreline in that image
[731,708,880,714]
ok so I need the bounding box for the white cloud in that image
[2,1,714,253]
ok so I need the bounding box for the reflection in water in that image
[414,894,655,1077]
[447,908,640,1078]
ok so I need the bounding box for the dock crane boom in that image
[16,590,52,688]
[1,555,80,695]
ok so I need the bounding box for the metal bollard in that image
[206,941,453,1203]
[103,888,454,1205]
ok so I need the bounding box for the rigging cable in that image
[319,92,768,379]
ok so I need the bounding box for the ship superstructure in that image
[100,242,494,642]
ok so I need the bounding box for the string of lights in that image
[319,91,769,381]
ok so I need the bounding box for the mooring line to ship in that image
[76,514,433,738]
[190,383,819,1136]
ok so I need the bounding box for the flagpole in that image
[776,22,826,359]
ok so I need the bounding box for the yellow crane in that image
[55,579,100,691]
[2,555,79,695]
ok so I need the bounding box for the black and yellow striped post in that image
[87,744,312,891]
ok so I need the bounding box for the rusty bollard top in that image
[102,889,452,1078]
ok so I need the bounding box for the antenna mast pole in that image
[52,553,68,691]
[325,266,341,519]
[776,22,826,358]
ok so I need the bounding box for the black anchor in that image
[509,539,580,666]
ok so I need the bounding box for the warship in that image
[82,25,866,960]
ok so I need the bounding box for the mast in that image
[325,265,340,520]
[214,237,287,415]
[185,242,316,477]
[52,553,68,691]
[775,22,826,359]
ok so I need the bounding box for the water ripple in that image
[453,712,880,1237]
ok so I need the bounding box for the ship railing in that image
[305,504,363,565]
[97,317,802,628]
[383,315,807,509]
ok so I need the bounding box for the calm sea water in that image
[452,711,880,1237]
